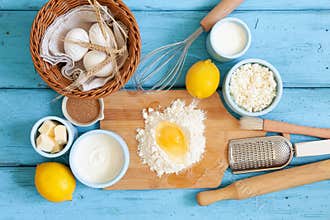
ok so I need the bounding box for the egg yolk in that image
[155,121,188,161]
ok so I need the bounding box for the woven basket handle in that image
[200,0,244,32]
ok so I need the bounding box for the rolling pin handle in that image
[196,185,237,206]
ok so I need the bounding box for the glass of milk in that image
[206,17,251,62]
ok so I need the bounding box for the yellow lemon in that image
[186,59,220,99]
[35,162,76,202]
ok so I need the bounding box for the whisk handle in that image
[197,159,330,206]
[200,0,245,32]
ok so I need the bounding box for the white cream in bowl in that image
[212,21,248,56]
[206,17,251,62]
[70,130,129,188]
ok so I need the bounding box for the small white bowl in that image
[30,116,78,158]
[69,130,130,188]
[206,17,251,62]
[223,58,283,116]
[62,97,104,127]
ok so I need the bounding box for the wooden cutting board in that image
[100,90,265,190]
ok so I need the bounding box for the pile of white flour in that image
[136,99,206,176]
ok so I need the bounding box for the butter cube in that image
[54,125,67,145]
[51,144,64,153]
[36,134,57,152]
[38,120,57,137]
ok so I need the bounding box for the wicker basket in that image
[30,0,141,99]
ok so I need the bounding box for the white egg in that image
[64,28,89,62]
[83,50,113,77]
[89,23,115,48]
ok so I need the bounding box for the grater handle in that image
[197,159,330,206]
[200,0,245,32]
[264,119,330,139]
[295,140,330,157]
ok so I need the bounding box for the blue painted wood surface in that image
[1,0,330,219]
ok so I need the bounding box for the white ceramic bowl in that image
[69,130,130,188]
[223,58,283,116]
[62,97,104,127]
[30,116,78,158]
[206,17,251,62]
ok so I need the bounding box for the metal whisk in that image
[133,0,244,91]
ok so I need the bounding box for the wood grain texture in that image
[2,0,330,11]
[263,119,330,139]
[197,159,330,205]
[1,167,330,219]
[1,11,330,88]
[1,88,330,166]
[0,167,330,220]
[1,0,330,218]
[100,90,265,189]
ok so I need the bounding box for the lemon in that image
[35,162,76,202]
[186,59,220,99]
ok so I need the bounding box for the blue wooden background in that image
[1,0,330,219]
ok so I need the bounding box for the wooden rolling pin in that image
[197,159,330,206]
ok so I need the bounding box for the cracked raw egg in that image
[137,99,206,176]
[155,121,188,161]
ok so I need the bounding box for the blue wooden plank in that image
[1,166,330,219]
[0,89,97,166]
[1,10,330,89]
[1,88,330,166]
[1,0,330,219]
[1,0,330,11]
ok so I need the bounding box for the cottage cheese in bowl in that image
[230,63,277,112]
[223,59,282,116]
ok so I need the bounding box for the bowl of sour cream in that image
[206,17,251,62]
[69,130,129,188]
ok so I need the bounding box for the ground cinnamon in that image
[66,98,101,124]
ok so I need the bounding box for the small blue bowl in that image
[30,116,77,158]
[206,17,251,62]
[69,130,130,188]
[223,58,283,116]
